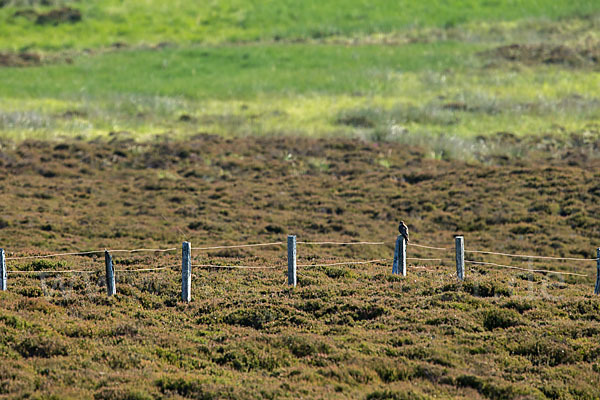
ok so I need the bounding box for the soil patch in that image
[489,43,600,67]
[1,0,53,6]
[0,52,42,67]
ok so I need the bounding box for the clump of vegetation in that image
[25,259,65,271]
[0,214,9,228]
[464,280,512,298]
[513,337,580,366]
[224,306,285,330]
[482,308,522,330]
[16,334,69,358]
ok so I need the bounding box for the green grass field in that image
[1,0,600,147]
[1,0,597,50]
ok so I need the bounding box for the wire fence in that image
[408,243,448,251]
[464,260,589,277]
[6,247,178,260]
[297,241,385,246]
[2,240,596,272]
[192,242,284,251]
[1,235,598,298]
[8,269,97,275]
[464,249,596,262]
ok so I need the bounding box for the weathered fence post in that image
[392,235,407,276]
[455,236,465,281]
[1,248,6,291]
[104,251,116,296]
[595,248,600,295]
[182,241,191,302]
[288,235,296,287]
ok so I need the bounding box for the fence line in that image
[192,242,284,250]
[8,269,96,274]
[192,264,280,269]
[6,247,178,260]
[465,260,589,277]
[6,258,444,274]
[298,259,389,268]
[297,241,385,246]
[298,257,441,268]
[8,265,176,274]
[408,243,448,251]
[110,248,177,254]
[5,243,595,264]
[464,249,597,262]
[115,266,173,272]
[1,229,599,300]
[6,250,106,260]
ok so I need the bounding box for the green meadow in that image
[1,0,597,50]
[0,0,599,148]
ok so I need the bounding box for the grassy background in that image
[0,1,599,144]
[0,0,598,50]
[0,43,473,99]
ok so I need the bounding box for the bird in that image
[398,221,409,243]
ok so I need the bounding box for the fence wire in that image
[115,266,173,273]
[465,249,597,262]
[408,243,448,251]
[6,247,177,260]
[192,242,284,250]
[465,260,589,277]
[8,269,96,274]
[298,259,388,268]
[3,238,597,282]
[192,264,280,269]
[297,241,385,246]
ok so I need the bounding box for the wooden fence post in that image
[392,235,406,276]
[288,235,296,287]
[182,241,191,302]
[1,248,6,291]
[104,251,116,296]
[455,236,465,281]
[595,248,600,295]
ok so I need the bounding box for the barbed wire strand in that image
[465,260,588,277]
[192,242,284,250]
[408,243,448,251]
[192,264,280,269]
[298,259,388,268]
[465,249,597,262]
[115,266,174,272]
[4,240,449,260]
[407,258,443,261]
[8,269,97,274]
[111,248,177,254]
[297,241,385,246]
[9,264,178,274]
[6,247,178,260]
[6,250,105,260]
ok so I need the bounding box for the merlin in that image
[398,221,409,243]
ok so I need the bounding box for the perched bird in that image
[398,221,409,243]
